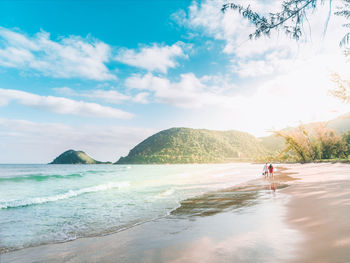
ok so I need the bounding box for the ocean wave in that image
[156,188,176,198]
[0,173,83,182]
[0,181,130,209]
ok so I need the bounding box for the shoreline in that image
[1,166,297,262]
[0,166,288,255]
[2,163,350,262]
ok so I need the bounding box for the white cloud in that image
[115,42,187,73]
[185,55,350,137]
[235,60,275,77]
[175,0,279,55]
[132,92,150,104]
[125,72,234,108]
[178,0,349,78]
[166,1,350,137]
[86,89,130,103]
[174,0,298,79]
[233,49,294,77]
[54,87,149,104]
[52,86,77,96]
[0,88,133,119]
[0,27,116,80]
[0,118,156,163]
[125,58,350,136]
[120,1,350,135]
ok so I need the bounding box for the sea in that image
[0,163,264,252]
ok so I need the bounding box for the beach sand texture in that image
[284,163,350,263]
[2,163,350,263]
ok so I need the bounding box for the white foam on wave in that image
[0,181,130,209]
[154,188,176,199]
[161,188,175,196]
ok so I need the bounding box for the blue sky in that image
[1,0,350,163]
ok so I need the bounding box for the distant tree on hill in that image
[222,0,350,46]
[274,126,318,162]
[273,123,347,162]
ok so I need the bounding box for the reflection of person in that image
[270,182,277,192]
[268,163,274,177]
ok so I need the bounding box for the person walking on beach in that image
[263,163,268,178]
[268,163,274,177]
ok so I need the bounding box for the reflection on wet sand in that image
[172,190,260,217]
[270,182,277,192]
[172,170,291,218]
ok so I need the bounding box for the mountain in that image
[49,150,108,164]
[116,127,267,164]
[50,114,350,165]
[327,113,350,133]
[259,135,285,153]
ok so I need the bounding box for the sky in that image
[1,0,350,163]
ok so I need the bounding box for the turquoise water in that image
[0,163,262,251]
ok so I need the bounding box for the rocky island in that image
[49,149,110,164]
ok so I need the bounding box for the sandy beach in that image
[284,163,350,263]
[2,163,350,263]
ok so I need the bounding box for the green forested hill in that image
[116,128,267,164]
[50,150,107,164]
[259,135,285,153]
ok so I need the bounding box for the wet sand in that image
[2,163,350,262]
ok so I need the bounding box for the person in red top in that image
[268,163,274,177]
